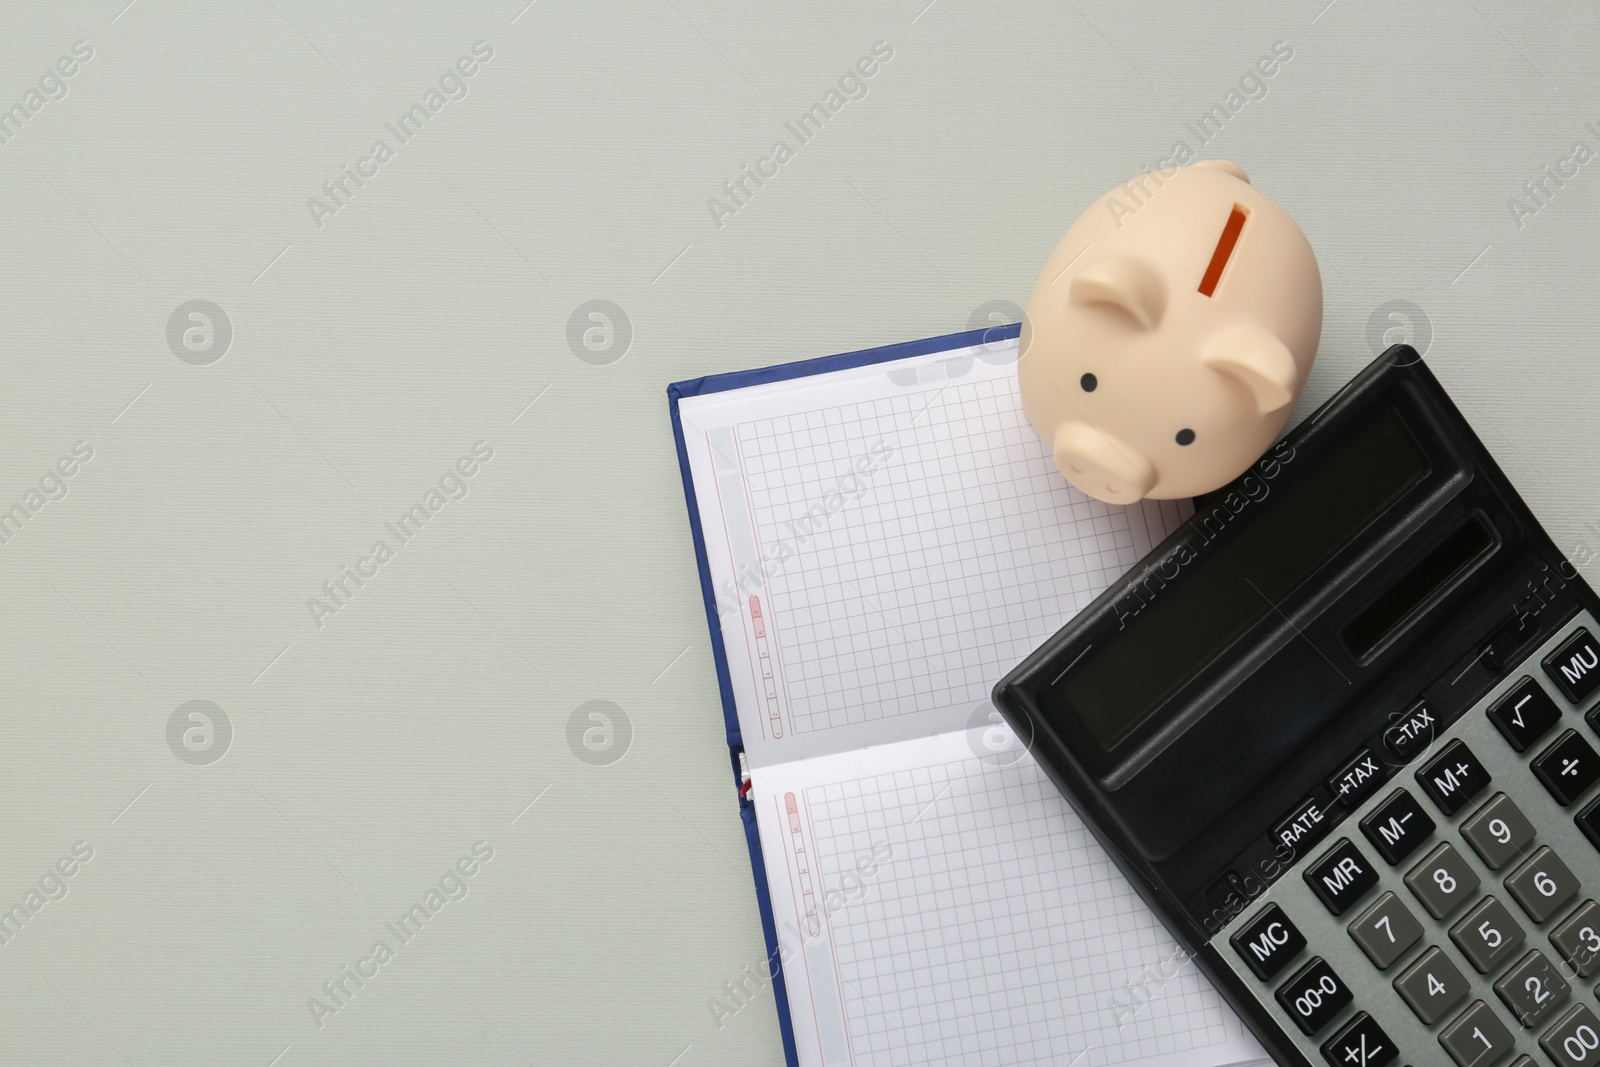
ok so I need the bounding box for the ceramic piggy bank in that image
[1019,160,1321,504]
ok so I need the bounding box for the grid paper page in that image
[754,730,1266,1067]
[679,339,1191,766]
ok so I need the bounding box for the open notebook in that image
[669,325,1268,1067]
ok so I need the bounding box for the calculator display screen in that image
[1063,406,1429,748]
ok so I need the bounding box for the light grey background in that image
[0,1,1596,1065]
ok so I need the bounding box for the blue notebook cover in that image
[666,322,1021,1067]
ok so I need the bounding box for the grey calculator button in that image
[1493,949,1570,1028]
[1439,999,1515,1067]
[1539,1003,1600,1067]
[1507,1056,1538,1067]
[1551,900,1600,978]
[1449,896,1526,974]
[1506,846,1581,923]
[1405,842,1480,919]
[1394,945,1470,1024]
[1349,891,1424,969]
[1461,793,1537,870]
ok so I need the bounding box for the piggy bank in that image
[1018,160,1321,504]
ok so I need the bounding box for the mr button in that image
[1230,902,1307,980]
[1306,838,1380,916]
[1544,627,1600,703]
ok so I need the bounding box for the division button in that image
[1359,789,1436,865]
[1305,838,1380,916]
[1328,748,1385,808]
[1275,796,1333,858]
[1404,842,1480,919]
[1229,901,1306,981]
[1393,945,1469,1024]
[1348,892,1424,970]
[1385,700,1439,762]
[1415,740,1491,816]
[1549,900,1600,978]
[1321,1011,1398,1067]
[1494,949,1570,1028]
[1276,956,1354,1036]
[1506,846,1581,923]
[1439,1000,1514,1067]
[1544,627,1600,703]
[1449,895,1525,974]
[1460,793,1537,869]
[1539,1002,1600,1067]
[1533,730,1600,806]
[1488,677,1561,751]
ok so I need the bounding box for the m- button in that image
[1384,700,1437,762]
[1359,789,1436,864]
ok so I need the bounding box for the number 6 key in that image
[1506,846,1580,923]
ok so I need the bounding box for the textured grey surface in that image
[1,1,1597,1064]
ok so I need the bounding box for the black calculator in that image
[995,347,1600,1067]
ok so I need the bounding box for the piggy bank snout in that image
[1052,423,1155,505]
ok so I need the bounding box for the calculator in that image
[994,346,1600,1067]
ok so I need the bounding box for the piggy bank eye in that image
[1175,428,1196,446]
[1080,373,1097,392]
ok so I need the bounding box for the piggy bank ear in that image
[1193,159,1250,184]
[1069,256,1166,330]
[1201,323,1297,413]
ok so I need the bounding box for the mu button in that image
[1545,627,1600,703]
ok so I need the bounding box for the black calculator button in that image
[1440,1000,1514,1067]
[1393,945,1469,1024]
[1539,1002,1600,1067]
[1488,677,1561,751]
[1550,900,1600,978]
[1415,740,1491,815]
[1275,796,1333,858]
[1329,748,1386,808]
[1404,842,1479,919]
[1576,796,1600,853]
[1385,701,1439,762]
[1360,789,1435,865]
[1494,948,1570,1028]
[1276,956,1354,1036]
[1506,846,1580,923]
[1306,838,1380,916]
[1321,1011,1398,1067]
[1230,901,1306,980]
[1349,891,1424,969]
[1450,895,1526,974]
[1533,730,1600,806]
[1544,627,1600,703]
[1460,793,1538,869]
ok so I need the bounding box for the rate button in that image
[1274,796,1332,859]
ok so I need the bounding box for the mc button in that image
[1230,902,1306,981]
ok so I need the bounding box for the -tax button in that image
[1230,901,1306,981]
[1305,838,1380,916]
[1384,700,1438,762]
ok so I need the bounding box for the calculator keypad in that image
[1212,616,1600,1067]
[1450,896,1525,974]
[1462,793,1538,869]
[1405,843,1480,919]
[1349,892,1424,969]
